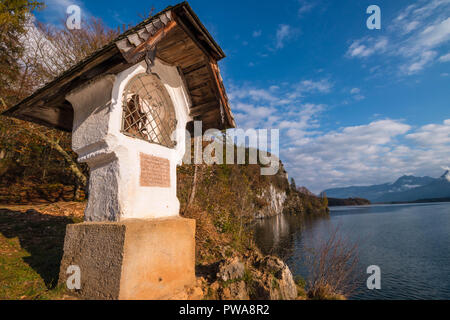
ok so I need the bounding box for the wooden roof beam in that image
[189,100,218,117]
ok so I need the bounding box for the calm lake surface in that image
[253,202,450,300]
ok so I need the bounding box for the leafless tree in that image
[305,227,359,299]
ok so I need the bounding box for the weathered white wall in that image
[67,59,192,222]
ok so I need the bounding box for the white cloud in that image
[281,119,412,192]
[269,85,280,91]
[298,0,316,16]
[406,119,450,146]
[39,0,89,25]
[231,88,281,105]
[230,81,450,192]
[394,0,450,25]
[316,120,410,146]
[252,30,262,38]
[275,24,296,49]
[349,88,365,100]
[346,37,389,58]
[403,21,421,34]
[402,50,437,74]
[439,53,450,62]
[229,78,332,116]
[347,0,450,75]
[45,0,76,10]
[282,119,450,193]
[293,79,333,97]
[415,17,450,48]
[228,82,326,132]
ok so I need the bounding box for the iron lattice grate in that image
[121,73,177,148]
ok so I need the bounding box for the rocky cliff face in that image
[178,161,327,223]
[255,185,287,219]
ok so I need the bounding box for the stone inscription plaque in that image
[140,153,171,188]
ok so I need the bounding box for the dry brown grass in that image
[0,202,86,219]
[183,203,228,264]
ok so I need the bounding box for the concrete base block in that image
[59,217,196,300]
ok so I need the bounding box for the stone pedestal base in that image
[59,217,196,300]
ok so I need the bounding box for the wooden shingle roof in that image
[2,1,235,132]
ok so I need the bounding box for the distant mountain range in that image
[323,171,450,203]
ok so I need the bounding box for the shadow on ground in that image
[195,261,221,283]
[0,208,79,288]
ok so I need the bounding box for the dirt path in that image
[0,202,86,219]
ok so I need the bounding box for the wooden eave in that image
[2,1,235,132]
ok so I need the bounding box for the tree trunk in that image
[184,136,202,214]
[186,164,199,211]
[32,130,87,200]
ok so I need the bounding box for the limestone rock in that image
[250,253,297,300]
[217,257,245,282]
[202,251,299,301]
[255,185,287,219]
[220,281,249,300]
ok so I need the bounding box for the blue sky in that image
[36,0,450,193]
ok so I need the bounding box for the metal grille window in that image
[121,73,177,148]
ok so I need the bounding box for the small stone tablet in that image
[140,153,171,188]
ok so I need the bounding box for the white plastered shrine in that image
[66,59,192,222]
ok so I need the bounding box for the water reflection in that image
[253,214,328,259]
[252,203,450,300]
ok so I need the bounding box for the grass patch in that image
[0,208,81,300]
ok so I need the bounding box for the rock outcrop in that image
[198,251,299,300]
[255,185,287,219]
[247,253,298,300]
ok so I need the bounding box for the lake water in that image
[253,202,450,300]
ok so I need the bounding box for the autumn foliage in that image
[0,1,119,201]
